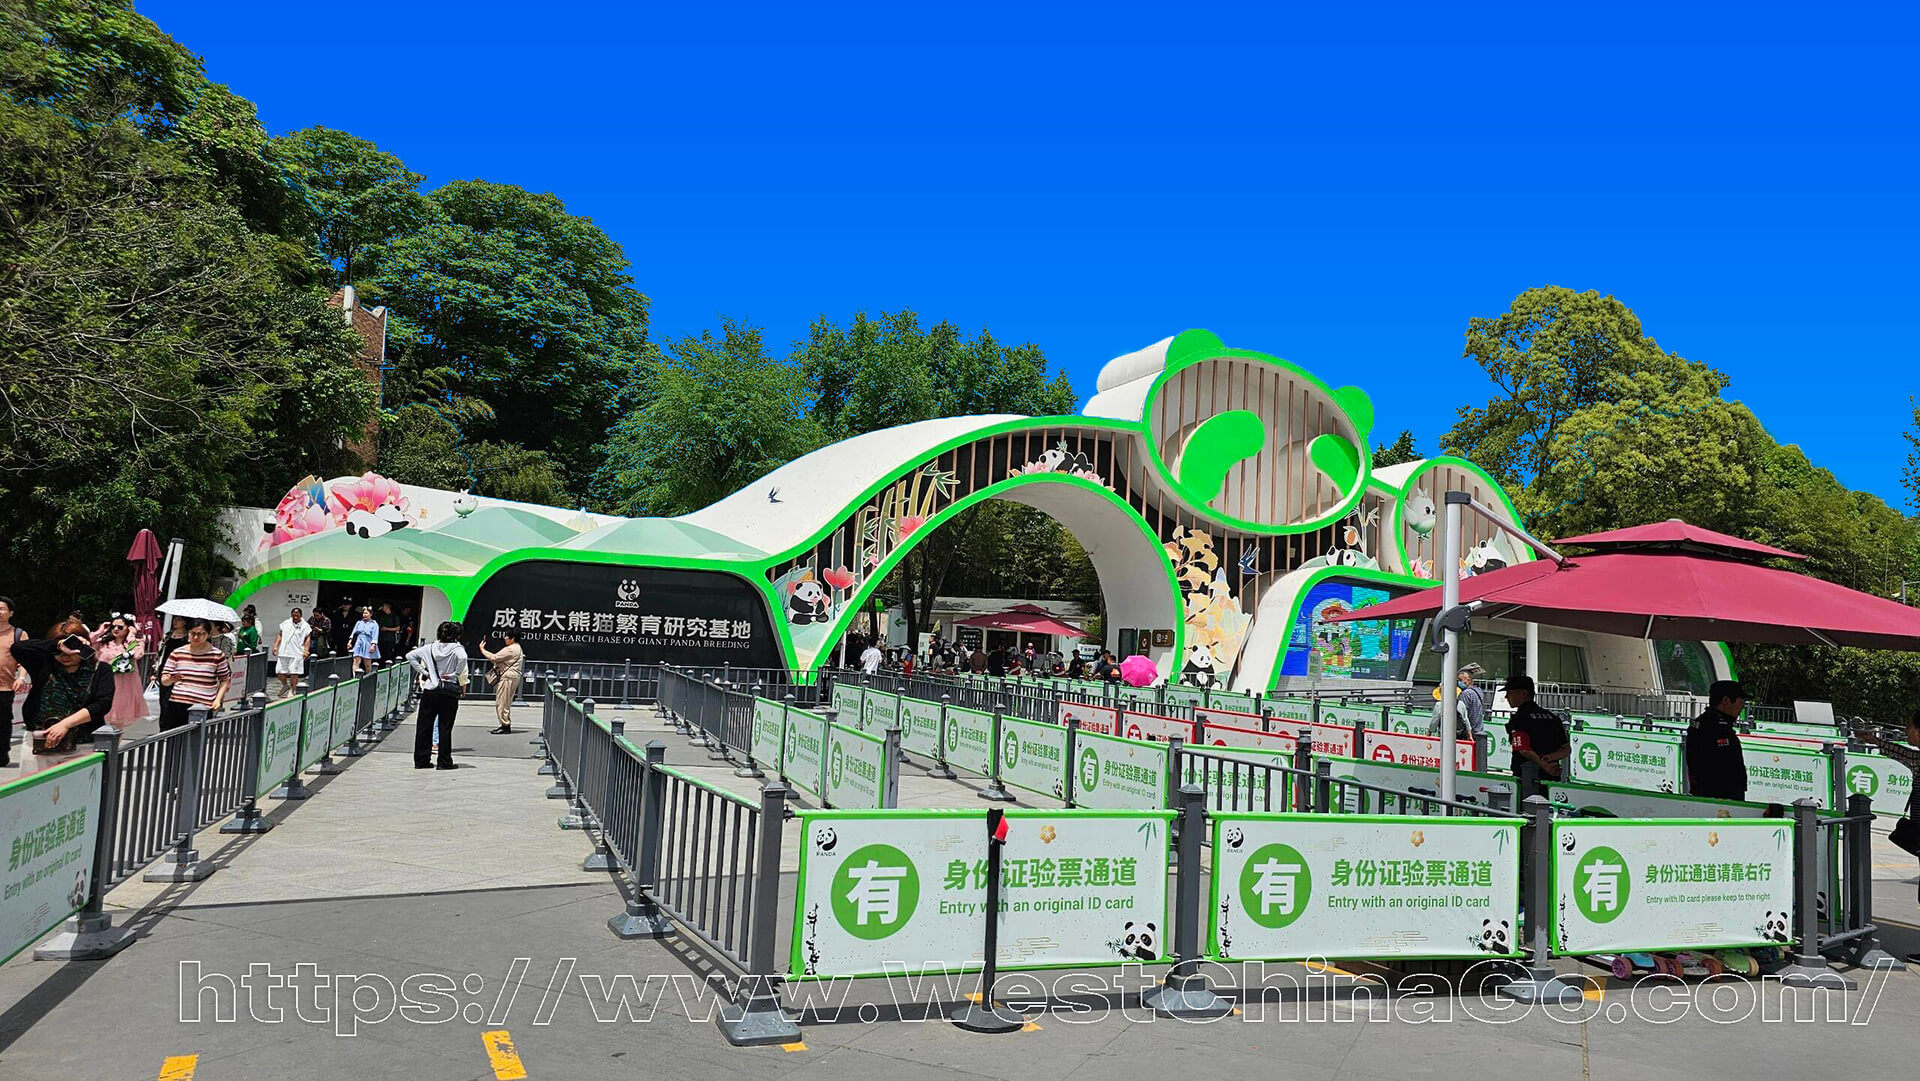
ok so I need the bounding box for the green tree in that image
[1372,429,1419,468]
[1443,286,1695,485]
[794,309,1080,648]
[593,319,818,517]
[0,0,371,619]
[1903,400,1920,515]
[362,179,650,487]
[378,403,574,506]
[274,126,428,286]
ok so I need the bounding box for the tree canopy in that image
[0,0,372,621]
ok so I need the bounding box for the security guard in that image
[1503,675,1570,780]
[1686,680,1748,800]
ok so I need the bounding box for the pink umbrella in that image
[127,529,162,654]
[1119,655,1159,687]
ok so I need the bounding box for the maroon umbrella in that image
[1325,519,1920,650]
[951,603,1088,639]
[127,529,162,654]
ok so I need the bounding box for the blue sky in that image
[148,1,1917,506]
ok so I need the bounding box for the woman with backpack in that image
[406,621,471,770]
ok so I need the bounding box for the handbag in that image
[1892,794,1920,857]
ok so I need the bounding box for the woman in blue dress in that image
[350,606,382,675]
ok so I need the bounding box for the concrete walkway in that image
[4,701,1920,1080]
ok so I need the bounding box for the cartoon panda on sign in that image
[1182,643,1218,688]
[787,572,831,624]
[1762,910,1791,942]
[1119,921,1158,961]
[345,504,411,539]
[813,826,838,853]
[1223,825,1246,850]
[1476,918,1511,953]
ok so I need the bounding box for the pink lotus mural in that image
[261,472,412,549]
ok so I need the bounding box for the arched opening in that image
[810,475,1185,677]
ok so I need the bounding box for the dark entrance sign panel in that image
[466,561,781,667]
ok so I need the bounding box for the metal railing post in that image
[1144,782,1231,1018]
[1497,796,1584,1004]
[342,673,372,756]
[716,779,800,1046]
[882,725,902,808]
[147,714,216,881]
[537,677,559,776]
[1775,798,1856,989]
[1313,759,1333,814]
[548,686,579,800]
[1843,791,1902,969]
[1291,735,1312,813]
[222,694,274,833]
[583,717,624,872]
[736,684,767,779]
[271,684,312,800]
[34,730,134,960]
[1473,731,1490,774]
[707,679,735,762]
[928,695,957,779]
[609,740,675,938]
[560,699,600,830]
[311,674,345,774]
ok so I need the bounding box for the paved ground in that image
[5,700,1920,1080]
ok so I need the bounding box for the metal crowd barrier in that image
[540,679,795,1046]
[29,661,417,961]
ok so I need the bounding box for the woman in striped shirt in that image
[158,619,231,729]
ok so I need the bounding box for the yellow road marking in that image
[1584,976,1608,1002]
[1022,1021,1042,1032]
[781,1042,809,1052]
[964,991,982,1003]
[482,1030,527,1080]
[159,1056,198,1081]
[1305,961,1355,977]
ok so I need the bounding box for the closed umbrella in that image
[127,529,162,654]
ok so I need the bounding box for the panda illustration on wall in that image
[1475,918,1511,954]
[787,572,831,624]
[1182,643,1218,688]
[346,504,411,538]
[1118,921,1159,961]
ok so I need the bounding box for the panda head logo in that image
[1036,446,1068,472]
[346,503,412,539]
[1119,921,1159,961]
[1762,910,1791,942]
[68,869,88,909]
[813,826,838,853]
[1477,918,1511,953]
[1560,831,1577,853]
[617,579,642,603]
[1223,825,1245,850]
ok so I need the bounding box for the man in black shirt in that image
[1686,680,1748,800]
[1503,675,1570,779]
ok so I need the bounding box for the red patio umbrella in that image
[951,603,1088,639]
[127,529,163,654]
[1325,519,1920,651]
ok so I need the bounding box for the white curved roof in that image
[1370,460,1428,490]
[676,414,1025,557]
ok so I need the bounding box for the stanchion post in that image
[951,807,1023,1033]
[34,730,133,960]
[928,694,957,779]
[311,674,344,774]
[1291,736,1312,813]
[223,693,274,833]
[1145,782,1231,1018]
[978,698,1013,803]
[1497,796,1584,1004]
[716,778,800,1046]
[736,684,767,779]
